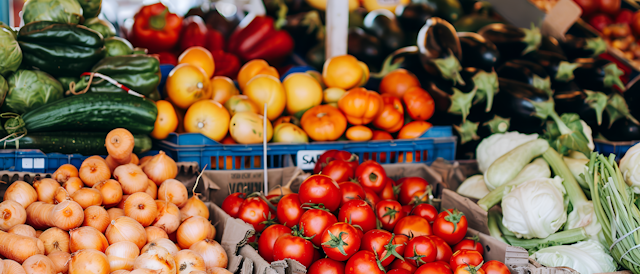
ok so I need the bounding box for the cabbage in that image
[3,70,63,114]
[22,0,83,25]
[0,75,7,108]
[0,24,21,77]
[532,240,616,274]
[501,176,567,239]
[620,142,640,193]
[476,132,540,173]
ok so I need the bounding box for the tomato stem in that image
[320,231,349,256]
[444,209,464,232]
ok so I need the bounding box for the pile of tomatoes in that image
[221,150,509,274]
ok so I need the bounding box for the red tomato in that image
[360,230,406,266]
[589,13,614,31]
[415,262,452,274]
[397,177,428,205]
[364,187,381,207]
[309,258,346,274]
[277,194,305,228]
[393,216,432,237]
[345,251,385,274]
[450,250,483,270]
[388,258,417,273]
[273,234,315,268]
[411,203,438,223]
[376,200,406,231]
[356,161,388,193]
[402,205,413,214]
[480,260,510,274]
[426,236,453,262]
[616,8,634,24]
[237,197,272,232]
[339,181,366,207]
[221,192,245,218]
[454,265,485,274]
[633,11,640,35]
[433,209,468,245]
[452,236,484,256]
[403,236,437,267]
[321,222,362,261]
[387,269,412,274]
[573,0,599,16]
[299,175,342,212]
[338,200,377,233]
[379,178,397,200]
[299,208,338,246]
[258,224,292,262]
[599,0,621,15]
[314,150,358,174]
[323,159,356,183]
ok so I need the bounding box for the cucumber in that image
[19,93,157,134]
[0,132,153,155]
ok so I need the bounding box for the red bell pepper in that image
[206,26,226,52]
[228,15,294,65]
[156,52,178,66]
[130,3,183,53]
[211,50,241,79]
[179,16,208,52]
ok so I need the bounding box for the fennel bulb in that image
[485,139,549,190]
[457,175,490,199]
[501,176,567,239]
[532,240,616,274]
[619,142,640,193]
[476,132,539,173]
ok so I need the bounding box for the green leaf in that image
[448,87,477,122]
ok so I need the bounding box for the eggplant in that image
[417,17,464,84]
[453,120,481,159]
[363,10,406,56]
[282,11,325,56]
[424,0,464,23]
[572,59,625,93]
[497,60,551,95]
[599,118,640,141]
[348,27,384,72]
[539,36,564,56]
[560,35,607,61]
[203,6,241,39]
[553,80,607,128]
[458,32,499,72]
[453,15,502,33]
[522,50,578,83]
[478,23,541,62]
[493,78,549,134]
[625,75,640,117]
[396,3,436,45]
[463,67,499,114]
[477,115,511,138]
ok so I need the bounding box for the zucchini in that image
[13,93,157,134]
[0,132,152,155]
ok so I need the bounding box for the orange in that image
[322,55,363,90]
[165,63,211,109]
[346,125,373,141]
[210,76,239,105]
[150,100,179,140]
[178,47,215,78]
[184,100,230,141]
[237,59,280,90]
[243,75,286,121]
[379,69,421,98]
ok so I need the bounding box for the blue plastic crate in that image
[594,139,640,161]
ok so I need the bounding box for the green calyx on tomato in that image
[321,231,350,256]
[343,217,364,232]
[444,209,465,232]
[460,261,484,274]
[302,203,330,212]
[407,245,428,266]
[409,185,435,206]
[259,212,278,228]
[382,207,401,222]
[379,234,405,263]
[370,248,388,273]
[292,224,317,242]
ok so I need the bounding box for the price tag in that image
[21,158,45,170]
[22,158,32,169]
[34,158,45,169]
[296,150,326,170]
[377,0,400,4]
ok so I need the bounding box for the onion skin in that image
[4,259,27,274]
[142,239,178,257]
[118,195,130,210]
[0,230,45,263]
[7,224,36,238]
[70,188,103,209]
[79,157,111,187]
[48,251,70,274]
[106,216,147,250]
[106,241,140,272]
[69,226,109,253]
[143,151,178,186]
[63,178,83,196]
[208,267,234,274]
[94,179,123,208]
[189,239,228,271]
[124,193,158,227]
[134,244,176,274]
[179,196,209,221]
[34,179,61,204]
[0,200,27,231]
[53,164,79,184]
[26,201,84,231]
[130,269,160,274]
[174,250,205,274]
[112,271,132,274]
[39,227,70,254]
[152,201,180,234]
[83,205,110,233]
[4,181,37,209]
[145,180,158,200]
[22,254,55,274]
[158,180,188,208]
[108,208,125,222]
[176,217,212,249]
[114,164,149,195]
[145,226,169,243]
[54,187,70,204]
[69,249,110,274]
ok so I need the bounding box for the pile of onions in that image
[158,179,188,208]
[48,251,70,274]
[176,216,213,249]
[52,164,79,184]
[114,164,149,195]
[71,188,103,209]
[79,157,111,187]
[189,239,228,271]
[180,175,209,221]
[22,254,55,274]
[133,244,176,274]
[152,201,180,234]
[0,231,45,263]
[33,179,60,204]
[5,259,27,274]
[131,269,161,274]
[108,208,125,221]
[63,178,84,195]
[83,206,110,233]
[174,250,205,274]
[69,226,108,252]
[145,180,158,200]
[142,239,178,257]
[3,181,37,208]
[106,129,135,165]
[8,224,36,238]
[209,267,234,274]
[123,193,157,227]
[139,156,153,167]
[106,241,140,271]
[0,200,26,231]
[68,249,109,274]
[143,151,178,186]
[94,179,123,208]
[54,187,70,204]
[39,227,70,254]
[145,227,168,243]
[105,217,147,250]
[26,201,84,231]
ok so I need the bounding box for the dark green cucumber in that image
[20,93,157,134]
[0,132,152,155]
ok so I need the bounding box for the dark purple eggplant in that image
[560,35,607,61]
[572,58,625,93]
[553,80,607,128]
[396,3,436,45]
[624,75,640,117]
[522,50,577,83]
[539,36,564,56]
[203,5,241,39]
[454,120,481,159]
[497,60,551,95]
[599,118,640,141]
[458,32,499,72]
[478,23,541,62]
[363,10,406,56]
[417,17,464,84]
[348,27,384,72]
[493,78,549,134]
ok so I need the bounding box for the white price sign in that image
[22,158,45,169]
[296,150,326,170]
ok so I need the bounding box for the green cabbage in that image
[104,37,133,57]
[0,24,21,76]
[84,17,115,38]
[22,0,83,25]
[533,240,616,274]
[77,0,102,19]
[0,75,8,108]
[3,70,64,114]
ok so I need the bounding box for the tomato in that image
[356,161,388,193]
[402,205,413,214]
[589,13,613,32]
[258,224,292,262]
[394,216,432,237]
[433,209,468,245]
[633,11,640,36]
[301,105,348,141]
[387,269,412,274]
[402,87,434,121]
[573,0,599,16]
[452,236,484,256]
[411,203,438,223]
[221,192,245,218]
[426,236,453,262]
[338,87,385,125]
[454,265,485,274]
[374,94,405,133]
[360,229,405,266]
[338,200,377,233]
[397,177,429,205]
[376,200,406,231]
[346,125,374,141]
[450,250,483,270]
[599,0,621,15]
[298,175,342,212]
[309,258,346,274]
[372,130,393,140]
[397,121,432,140]
[321,222,362,261]
[277,194,305,228]
[237,197,272,232]
[299,208,338,246]
[345,251,385,274]
[378,178,397,200]
[314,150,358,174]
[403,236,437,267]
[388,257,417,273]
[364,188,381,207]
[616,8,633,24]
[339,181,366,207]
[415,262,452,274]
[379,69,421,98]
[273,233,315,268]
[480,260,510,274]
[323,159,356,183]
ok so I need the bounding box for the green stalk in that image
[505,228,587,250]
[542,148,589,206]
[487,211,509,244]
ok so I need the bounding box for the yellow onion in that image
[112,271,132,274]
[63,178,84,195]
[118,195,130,209]
[68,249,110,274]
[139,156,153,168]
[133,244,176,274]
[26,201,84,231]
[209,267,234,274]
[83,205,110,233]
[108,208,125,221]
[145,226,168,243]
[189,239,228,271]
[130,269,160,274]
[54,187,71,204]
[7,224,36,238]
[142,239,178,257]
[33,179,61,204]
[47,251,70,274]
[0,200,26,231]
[70,188,102,209]
[4,181,37,208]
[174,250,205,274]
[105,216,147,250]
[94,179,123,208]
[145,180,158,200]
[5,259,27,274]
[179,196,208,222]
[69,226,108,253]
[158,180,188,208]
[52,164,79,184]
[39,227,70,254]
[124,193,158,227]
[114,164,149,195]
[209,224,216,240]
[176,216,212,249]
[106,241,140,271]
[143,151,178,186]
[22,254,55,274]
[152,201,180,234]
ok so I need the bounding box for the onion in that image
[54,187,70,204]
[94,179,123,208]
[105,216,147,250]
[190,272,206,274]
[35,230,43,237]
[174,250,205,274]
[130,154,140,165]
[22,254,55,274]
[79,157,111,187]
[176,216,212,249]
[39,227,70,254]
[152,201,180,234]
[0,200,26,231]
[70,188,102,209]
[144,180,157,200]
[143,151,178,186]
[130,269,160,274]
[47,251,70,274]
[26,201,84,231]
[112,271,132,274]
[209,224,216,240]
[158,180,188,208]
[139,156,153,167]
[133,244,176,274]
[4,259,27,274]
[4,181,37,209]
[208,267,233,274]
[62,178,83,195]
[108,208,125,221]
[7,224,36,238]
[33,179,61,204]
[68,249,109,274]
[69,226,108,252]
[83,206,110,233]
[118,195,130,209]
[124,193,157,227]
[53,164,79,184]
[145,226,168,243]
[106,155,121,174]
[114,164,149,195]
[179,178,208,221]
[189,239,228,271]
[142,239,178,257]
[106,241,140,271]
